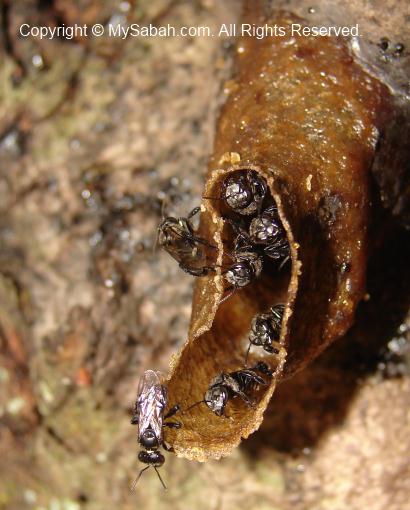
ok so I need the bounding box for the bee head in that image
[205,385,229,416]
[221,170,267,215]
[138,450,165,467]
[140,428,160,449]
[158,218,176,246]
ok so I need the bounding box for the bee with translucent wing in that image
[245,304,285,365]
[186,361,273,418]
[130,370,181,490]
[158,206,217,277]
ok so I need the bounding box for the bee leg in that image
[247,372,267,386]
[162,442,175,453]
[219,286,235,304]
[222,216,248,237]
[130,414,139,425]
[236,390,256,408]
[222,217,252,251]
[187,206,201,219]
[193,235,217,250]
[197,237,218,250]
[278,255,290,270]
[244,343,252,367]
[179,264,214,277]
[163,421,182,429]
[252,361,273,377]
[164,404,180,419]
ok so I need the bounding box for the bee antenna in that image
[279,255,290,270]
[160,196,169,219]
[244,342,251,367]
[153,229,160,255]
[153,199,167,255]
[202,195,221,201]
[130,465,150,491]
[154,467,167,490]
[219,286,235,305]
[184,400,205,413]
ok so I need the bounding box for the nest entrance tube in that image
[165,11,387,461]
[165,166,296,461]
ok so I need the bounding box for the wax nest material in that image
[165,13,388,461]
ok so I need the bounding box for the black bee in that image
[220,170,267,215]
[158,205,263,293]
[220,208,289,300]
[223,243,263,290]
[248,205,289,261]
[222,206,289,277]
[130,370,181,490]
[245,304,285,364]
[158,206,216,276]
[187,362,272,417]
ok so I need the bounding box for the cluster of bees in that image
[131,170,290,488]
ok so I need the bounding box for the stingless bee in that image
[158,204,263,296]
[223,240,263,291]
[249,205,290,262]
[245,304,285,364]
[130,370,181,490]
[187,362,272,417]
[158,206,216,276]
[203,170,268,215]
[221,170,267,215]
[220,205,289,300]
[224,204,289,265]
[159,216,264,299]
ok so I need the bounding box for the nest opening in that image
[166,167,294,458]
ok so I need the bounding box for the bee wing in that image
[137,370,167,441]
[137,370,161,395]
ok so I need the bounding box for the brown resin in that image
[165,13,388,461]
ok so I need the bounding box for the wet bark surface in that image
[0,1,409,509]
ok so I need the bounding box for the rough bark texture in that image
[0,1,409,510]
